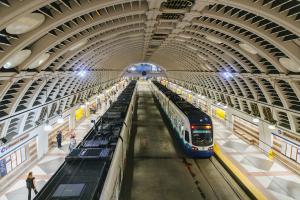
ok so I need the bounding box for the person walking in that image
[69,135,77,152]
[26,172,38,200]
[56,130,62,148]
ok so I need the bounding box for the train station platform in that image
[0,101,113,200]
[213,119,300,200]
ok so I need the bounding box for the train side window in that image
[184,131,190,142]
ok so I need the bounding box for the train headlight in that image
[208,146,214,151]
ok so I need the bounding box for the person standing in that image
[26,172,38,200]
[69,135,77,152]
[56,130,62,148]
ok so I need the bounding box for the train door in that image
[169,107,175,129]
[180,125,185,139]
[173,117,177,130]
[178,121,184,135]
[163,97,167,111]
[176,119,180,132]
[184,130,190,144]
[166,99,169,115]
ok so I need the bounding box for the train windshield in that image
[191,126,213,146]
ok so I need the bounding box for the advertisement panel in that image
[215,108,226,120]
[75,108,84,121]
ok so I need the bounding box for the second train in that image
[152,80,214,158]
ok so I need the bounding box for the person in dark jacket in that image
[26,172,38,200]
[56,130,62,148]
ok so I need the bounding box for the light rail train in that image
[35,81,137,200]
[152,81,213,158]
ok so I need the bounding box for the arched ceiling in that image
[0,0,299,139]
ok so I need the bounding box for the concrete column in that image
[259,121,274,153]
[69,107,76,131]
[206,99,212,117]
[226,108,234,130]
[96,97,101,111]
[36,126,49,159]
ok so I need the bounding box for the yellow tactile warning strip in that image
[214,143,268,200]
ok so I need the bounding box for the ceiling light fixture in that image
[252,118,260,123]
[78,70,86,77]
[3,49,31,69]
[69,39,88,51]
[197,54,207,61]
[206,35,222,44]
[186,45,198,51]
[6,13,45,34]
[179,34,191,39]
[239,43,258,54]
[205,63,212,70]
[27,52,50,69]
[222,72,233,79]
[279,57,300,72]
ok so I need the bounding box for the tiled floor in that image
[214,119,300,200]
[0,101,112,200]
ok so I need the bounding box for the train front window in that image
[191,126,213,146]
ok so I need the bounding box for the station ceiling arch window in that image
[127,63,162,73]
[124,63,164,77]
[0,0,299,142]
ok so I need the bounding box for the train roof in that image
[35,81,136,200]
[153,81,211,125]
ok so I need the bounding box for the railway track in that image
[122,82,253,200]
[183,156,251,200]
